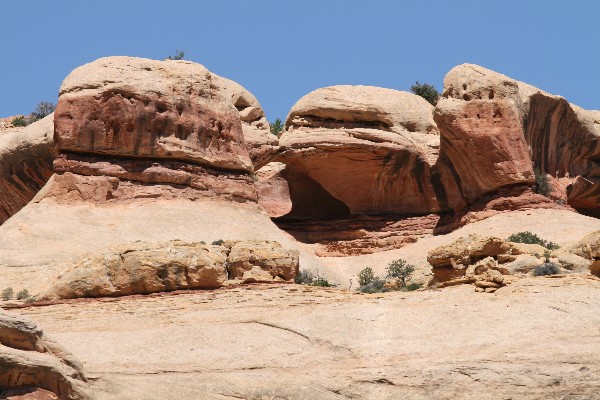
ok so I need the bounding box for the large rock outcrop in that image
[0,114,56,224]
[0,312,91,399]
[51,56,257,204]
[434,64,535,203]
[275,85,445,218]
[39,240,299,301]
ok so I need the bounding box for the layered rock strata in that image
[275,85,446,217]
[0,114,56,224]
[0,312,91,399]
[50,56,257,204]
[39,240,299,301]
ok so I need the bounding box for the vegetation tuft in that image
[165,49,185,60]
[294,269,335,287]
[2,287,14,301]
[211,239,225,246]
[507,231,559,250]
[410,81,440,106]
[270,118,284,136]
[533,168,552,197]
[533,263,561,276]
[16,289,30,300]
[11,101,55,127]
[357,259,418,293]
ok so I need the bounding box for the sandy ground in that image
[8,274,600,400]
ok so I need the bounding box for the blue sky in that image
[1,1,598,121]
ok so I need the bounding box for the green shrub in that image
[533,168,552,197]
[386,259,415,289]
[507,231,559,250]
[410,81,440,106]
[404,283,422,291]
[2,287,13,301]
[533,263,560,276]
[359,278,388,293]
[25,296,37,304]
[310,277,334,287]
[212,239,224,246]
[295,269,315,285]
[270,118,284,136]
[357,267,376,287]
[11,116,28,127]
[165,49,185,60]
[16,289,29,300]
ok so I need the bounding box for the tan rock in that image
[0,114,56,224]
[255,162,292,217]
[39,240,299,301]
[434,64,534,203]
[0,312,91,399]
[275,85,446,217]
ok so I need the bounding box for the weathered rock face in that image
[524,95,600,215]
[39,240,299,301]
[434,64,535,204]
[0,114,56,224]
[212,75,278,167]
[255,162,292,218]
[0,312,91,399]
[275,85,445,218]
[51,56,257,204]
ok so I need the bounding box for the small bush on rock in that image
[507,231,559,250]
[405,283,422,291]
[11,101,55,127]
[270,118,284,136]
[11,116,28,127]
[359,278,389,294]
[212,239,224,246]
[386,259,415,290]
[295,269,315,285]
[310,277,334,287]
[533,263,561,276]
[357,267,376,287]
[410,81,440,106]
[165,49,185,60]
[2,287,13,301]
[16,289,29,300]
[533,168,552,197]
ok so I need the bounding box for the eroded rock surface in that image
[0,114,56,224]
[276,85,445,217]
[51,56,256,204]
[0,312,91,399]
[39,240,299,301]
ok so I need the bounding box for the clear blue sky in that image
[1,1,598,121]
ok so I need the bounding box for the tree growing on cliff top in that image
[11,101,55,127]
[270,118,284,136]
[410,81,440,106]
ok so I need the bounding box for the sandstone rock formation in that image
[0,114,56,224]
[212,75,278,167]
[52,56,257,205]
[0,312,91,399]
[564,230,600,277]
[39,240,299,301]
[275,85,444,217]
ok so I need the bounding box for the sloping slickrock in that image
[275,85,446,217]
[51,56,256,204]
[434,64,534,203]
[0,114,56,224]
[38,240,299,301]
[564,230,600,277]
[0,312,91,399]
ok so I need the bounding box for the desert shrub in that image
[507,231,559,250]
[533,263,560,276]
[533,168,552,197]
[357,267,376,287]
[359,278,389,293]
[310,277,334,287]
[16,289,29,300]
[294,269,315,285]
[405,283,422,291]
[212,239,224,246]
[2,287,13,301]
[386,258,415,289]
[270,118,284,136]
[30,101,55,121]
[410,81,440,106]
[165,49,185,60]
[25,296,37,304]
[11,116,28,127]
